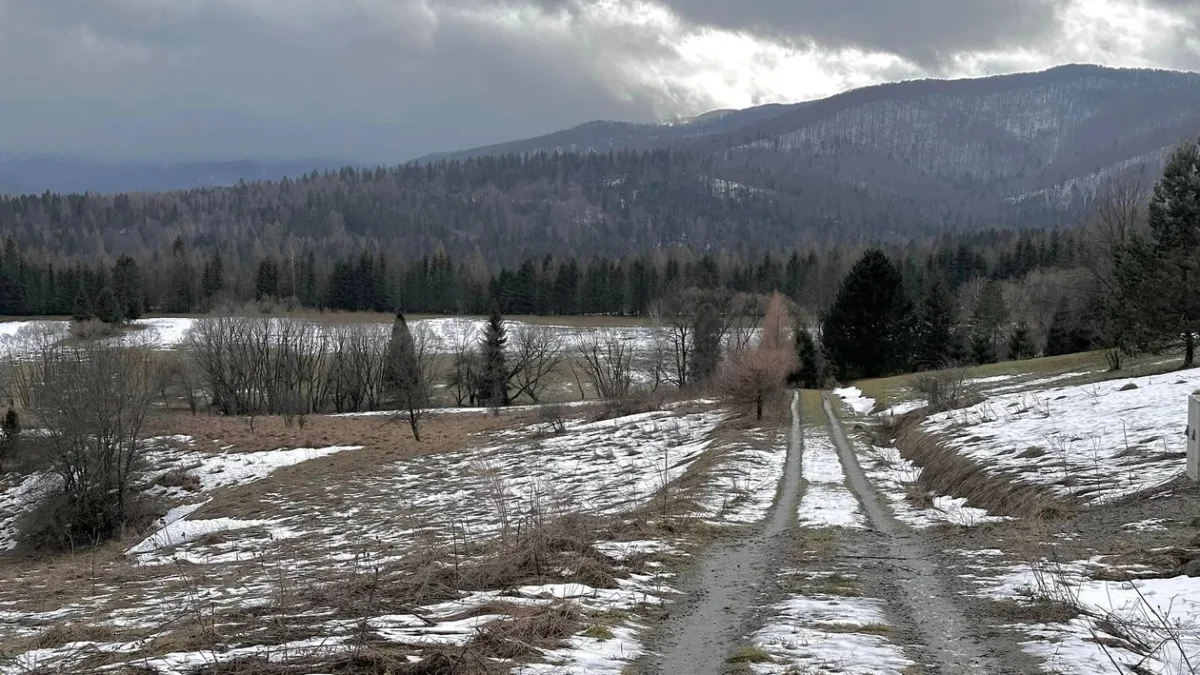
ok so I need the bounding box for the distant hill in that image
[420,64,1200,215]
[0,154,352,195]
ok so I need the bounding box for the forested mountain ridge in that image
[422,64,1200,219]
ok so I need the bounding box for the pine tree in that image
[479,307,509,407]
[201,251,224,306]
[256,258,280,301]
[915,274,957,369]
[168,237,195,313]
[821,250,915,380]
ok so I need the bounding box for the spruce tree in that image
[95,286,121,325]
[970,281,1009,364]
[72,287,93,322]
[112,255,142,321]
[821,250,915,380]
[1120,139,1200,366]
[791,325,821,389]
[480,307,509,407]
[1007,322,1036,360]
[915,274,957,369]
[384,313,426,441]
[690,300,722,385]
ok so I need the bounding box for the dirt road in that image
[636,391,1040,674]
[636,392,806,674]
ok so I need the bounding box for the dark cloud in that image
[0,0,1195,163]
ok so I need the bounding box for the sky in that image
[0,0,1197,163]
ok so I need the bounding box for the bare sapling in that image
[718,292,797,420]
[508,324,564,404]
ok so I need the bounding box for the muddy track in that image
[635,392,806,675]
[820,392,1040,675]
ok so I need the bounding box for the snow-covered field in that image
[921,370,1197,503]
[0,316,662,357]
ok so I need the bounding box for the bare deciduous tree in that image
[574,330,634,401]
[719,293,797,420]
[507,324,564,404]
[20,332,160,546]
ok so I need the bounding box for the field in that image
[1,316,1199,675]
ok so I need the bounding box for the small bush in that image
[68,319,125,341]
[910,367,981,412]
[538,403,568,434]
[155,468,202,492]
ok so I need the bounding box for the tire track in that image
[820,392,1034,674]
[637,391,805,675]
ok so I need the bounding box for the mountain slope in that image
[421,65,1200,215]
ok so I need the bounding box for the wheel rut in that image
[820,392,1038,675]
[636,391,805,675]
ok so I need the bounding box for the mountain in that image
[0,154,352,195]
[420,64,1200,217]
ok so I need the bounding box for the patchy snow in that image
[858,445,1007,528]
[983,562,1200,675]
[0,471,58,551]
[922,370,1200,503]
[515,625,643,674]
[878,399,925,417]
[752,594,912,674]
[697,430,787,524]
[834,387,876,415]
[145,445,361,493]
[132,317,198,349]
[797,429,865,529]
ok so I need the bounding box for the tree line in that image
[0,227,1086,322]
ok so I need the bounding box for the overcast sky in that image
[1,0,1197,163]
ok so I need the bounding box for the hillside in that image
[423,64,1200,216]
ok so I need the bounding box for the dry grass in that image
[889,415,1071,519]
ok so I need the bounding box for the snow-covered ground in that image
[751,579,913,674]
[833,387,876,415]
[981,560,1200,675]
[921,370,1197,503]
[797,427,865,529]
[695,430,788,525]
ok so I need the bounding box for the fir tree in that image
[1119,139,1200,366]
[970,281,1009,364]
[479,307,509,407]
[821,249,915,380]
[112,255,142,321]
